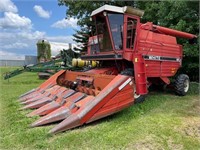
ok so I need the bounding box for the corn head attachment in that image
[20,70,134,134]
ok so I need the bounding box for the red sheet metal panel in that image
[161,61,180,77]
[48,75,134,134]
[87,88,134,123]
[27,89,76,117]
[38,70,66,89]
[145,61,161,77]
[137,29,182,58]
[31,96,94,127]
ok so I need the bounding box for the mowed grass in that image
[0,67,199,150]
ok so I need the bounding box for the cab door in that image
[123,15,140,61]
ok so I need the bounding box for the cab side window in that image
[126,18,137,49]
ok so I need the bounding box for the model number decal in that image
[143,55,181,62]
[148,56,160,60]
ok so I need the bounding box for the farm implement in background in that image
[3,49,84,80]
[3,58,68,80]
[18,5,197,134]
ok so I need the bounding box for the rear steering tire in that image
[121,69,146,103]
[174,74,190,96]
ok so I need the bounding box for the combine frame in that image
[18,5,197,134]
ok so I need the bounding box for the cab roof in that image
[91,5,144,18]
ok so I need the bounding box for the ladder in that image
[133,53,148,95]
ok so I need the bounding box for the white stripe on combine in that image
[118,78,131,91]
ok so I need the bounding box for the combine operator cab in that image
[83,5,144,60]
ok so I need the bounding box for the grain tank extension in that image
[19,5,197,134]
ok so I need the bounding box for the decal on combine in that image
[143,55,181,62]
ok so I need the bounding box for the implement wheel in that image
[121,69,145,103]
[174,74,190,96]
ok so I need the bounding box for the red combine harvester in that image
[19,5,197,134]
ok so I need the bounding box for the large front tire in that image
[174,74,190,96]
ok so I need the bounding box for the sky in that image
[0,0,79,60]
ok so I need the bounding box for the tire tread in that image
[174,74,189,96]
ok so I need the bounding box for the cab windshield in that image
[108,13,123,50]
[95,13,123,52]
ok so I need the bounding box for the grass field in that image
[0,67,199,150]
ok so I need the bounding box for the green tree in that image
[72,27,90,52]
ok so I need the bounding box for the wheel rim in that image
[134,84,140,99]
[134,92,140,99]
[184,79,189,93]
